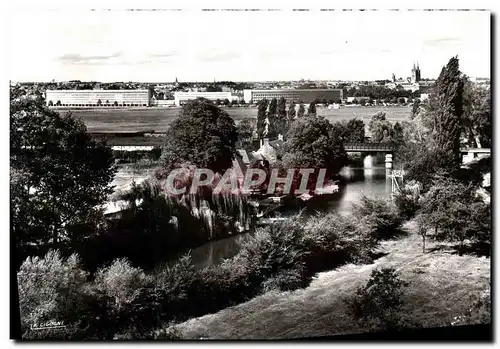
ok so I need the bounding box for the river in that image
[176,155,394,269]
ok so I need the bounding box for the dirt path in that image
[173,221,490,339]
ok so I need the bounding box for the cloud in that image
[57,51,180,65]
[198,51,241,62]
[424,37,462,47]
[148,51,179,59]
[57,52,123,64]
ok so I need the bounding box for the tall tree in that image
[297,103,305,118]
[286,101,296,133]
[307,102,317,116]
[411,98,421,119]
[257,98,269,139]
[11,89,116,261]
[462,80,491,148]
[160,98,238,173]
[432,56,465,168]
[236,118,256,152]
[275,97,287,137]
[267,98,278,139]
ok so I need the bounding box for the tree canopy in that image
[160,98,238,173]
[282,116,347,178]
[11,90,116,261]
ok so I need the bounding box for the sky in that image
[7,9,491,82]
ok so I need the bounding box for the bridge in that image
[344,143,395,152]
[344,143,491,167]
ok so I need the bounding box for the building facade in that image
[243,89,343,104]
[45,89,151,107]
[173,91,234,106]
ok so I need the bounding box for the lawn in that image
[57,106,412,133]
[170,221,490,339]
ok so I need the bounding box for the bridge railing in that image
[344,143,395,151]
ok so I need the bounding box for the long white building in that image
[45,89,151,107]
[174,91,234,106]
[243,89,343,104]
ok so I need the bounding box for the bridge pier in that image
[385,153,393,169]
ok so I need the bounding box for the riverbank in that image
[171,221,490,339]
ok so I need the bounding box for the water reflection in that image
[169,164,393,269]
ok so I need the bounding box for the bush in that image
[238,221,308,283]
[17,251,93,339]
[261,267,308,292]
[302,213,375,271]
[393,181,422,219]
[93,258,152,307]
[348,267,409,331]
[352,196,405,242]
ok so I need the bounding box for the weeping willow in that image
[117,174,253,244]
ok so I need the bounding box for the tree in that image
[268,97,278,116]
[411,98,421,119]
[97,99,102,106]
[462,81,491,148]
[297,103,305,118]
[11,91,116,262]
[160,98,238,174]
[368,111,393,143]
[307,102,317,116]
[282,116,347,180]
[392,122,404,147]
[352,98,358,105]
[113,101,118,107]
[239,99,246,106]
[398,97,406,105]
[275,97,287,137]
[335,118,365,143]
[267,98,278,139]
[432,56,465,169]
[417,174,490,254]
[359,98,366,106]
[223,98,230,106]
[56,100,61,106]
[48,100,53,106]
[257,99,269,139]
[215,99,221,106]
[231,99,238,106]
[286,102,296,133]
[236,118,256,152]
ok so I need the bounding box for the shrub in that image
[393,181,422,219]
[348,267,409,331]
[302,213,375,271]
[17,251,89,339]
[93,258,152,308]
[261,267,308,292]
[352,196,404,242]
[238,220,308,282]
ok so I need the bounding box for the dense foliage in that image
[282,116,347,179]
[160,98,238,174]
[11,91,116,264]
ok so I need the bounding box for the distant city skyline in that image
[8,9,490,82]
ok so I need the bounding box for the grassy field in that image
[171,221,490,339]
[57,106,412,133]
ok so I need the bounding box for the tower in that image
[415,62,421,82]
[392,73,396,82]
[411,62,417,83]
